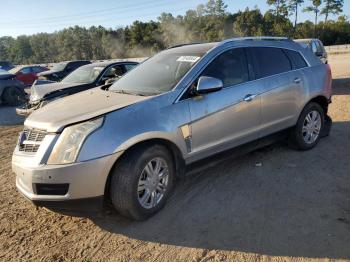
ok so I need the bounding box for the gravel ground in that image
[0,54,349,261]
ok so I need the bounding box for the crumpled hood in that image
[37,69,60,77]
[25,88,151,132]
[30,82,80,102]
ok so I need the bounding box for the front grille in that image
[24,129,46,142]
[19,144,40,153]
[18,128,47,153]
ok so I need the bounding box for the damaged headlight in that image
[47,117,104,165]
[29,94,40,103]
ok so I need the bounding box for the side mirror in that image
[315,51,323,57]
[196,76,223,94]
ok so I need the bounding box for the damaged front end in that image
[16,100,43,116]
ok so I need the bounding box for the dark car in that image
[0,69,26,106]
[16,61,138,115]
[0,61,15,71]
[37,60,91,81]
[294,38,328,64]
[9,65,49,86]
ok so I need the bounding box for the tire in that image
[110,144,175,220]
[290,102,324,150]
[2,86,26,106]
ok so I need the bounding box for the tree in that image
[303,0,322,36]
[321,0,344,22]
[204,0,227,16]
[0,0,349,65]
[233,8,265,36]
[288,0,305,31]
[266,0,289,17]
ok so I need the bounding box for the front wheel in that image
[290,102,324,150]
[2,86,26,106]
[110,144,175,220]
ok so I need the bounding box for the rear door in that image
[248,47,304,137]
[187,48,262,160]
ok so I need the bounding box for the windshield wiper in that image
[111,89,157,96]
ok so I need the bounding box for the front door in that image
[186,48,262,162]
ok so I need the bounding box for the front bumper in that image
[13,152,123,203]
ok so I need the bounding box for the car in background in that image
[9,65,49,86]
[294,38,328,64]
[16,61,138,115]
[0,61,15,71]
[12,37,332,220]
[0,69,26,106]
[37,60,91,81]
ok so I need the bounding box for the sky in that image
[0,0,349,37]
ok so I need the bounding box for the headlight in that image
[47,117,104,165]
[30,94,40,103]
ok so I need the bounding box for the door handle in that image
[294,77,302,84]
[243,94,257,102]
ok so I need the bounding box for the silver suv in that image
[12,37,332,220]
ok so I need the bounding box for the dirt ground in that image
[0,53,350,261]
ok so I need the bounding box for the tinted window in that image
[284,49,308,69]
[201,48,249,87]
[251,47,291,78]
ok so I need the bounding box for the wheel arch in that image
[104,137,186,197]
[307,95,329,115]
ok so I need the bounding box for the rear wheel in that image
[2,86,26,106]
[110,144,175,220]
[290,102,324,150]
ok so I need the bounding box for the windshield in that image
[109,50,205,95]
[52,63,67,71]
[61,66,104,84]
[9,67,20,74]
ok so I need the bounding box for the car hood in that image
[0,73,15,80]
[25,88,151,132]
[31,82,83,102]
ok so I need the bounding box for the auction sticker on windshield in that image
[177,56,201,63]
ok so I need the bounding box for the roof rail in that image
[167,42,204,49]
[222,36,291,44]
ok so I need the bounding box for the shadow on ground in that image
[77,121,350,259]
[332,77,350,95]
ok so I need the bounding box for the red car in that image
[10,65,48,86]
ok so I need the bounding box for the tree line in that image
[0,0,348,65]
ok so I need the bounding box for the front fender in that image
[76,92,190,162]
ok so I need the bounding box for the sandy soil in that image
[0,53,349,261]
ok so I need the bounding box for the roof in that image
[165,42,218,54]
[294,38,319,42]
[166,37,295,54]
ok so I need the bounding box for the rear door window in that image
[250,47,292,79]
[201,48,249,87]
[284,49,308,69]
